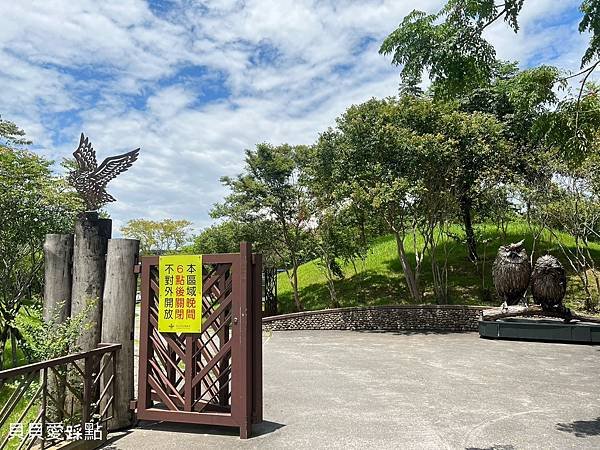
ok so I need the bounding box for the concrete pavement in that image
[105,331,600,449]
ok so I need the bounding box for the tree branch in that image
[480,6,507,31]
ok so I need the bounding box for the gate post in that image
[238,242,253,439]
[252,253,263,424]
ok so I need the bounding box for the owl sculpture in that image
[492,240,531,310]
[531,255,571,321]
[67,133,139,210]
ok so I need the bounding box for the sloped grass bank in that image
[277,223,600,314]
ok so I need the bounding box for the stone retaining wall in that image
[262,305,485,332]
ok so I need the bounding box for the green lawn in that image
[277,222,600,314]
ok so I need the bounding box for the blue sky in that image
[0,0,593,235]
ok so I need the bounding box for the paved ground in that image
[105,331,600,449]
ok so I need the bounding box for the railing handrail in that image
[0,343,121,380]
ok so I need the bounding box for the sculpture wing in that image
[93,148,140,187]
[72,133,97,171]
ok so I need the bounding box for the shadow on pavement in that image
[102,420,284,448]
[140,419,283,436]
[556,417,600,437]
[465,446,515,450]
[352,329,468,336]
[102,429,135,449]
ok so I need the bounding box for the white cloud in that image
[0,0,593,236]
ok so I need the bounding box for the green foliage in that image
[540,83,600,173]
[309,207,367,307]
[0,117,31,147]
[580,0,600,67]
[189,221,242,255]
[121,218,192,254]
[213,143,313,311]
[313,95,511,279]
[188,220,277,261]
[16,300,95,361]
[379,1,524,98]
[381,0,600,99]
[0,117,81,369]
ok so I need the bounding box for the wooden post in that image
[42,233,74,421]
[70,212,111,413]
[238,242,253,439]
[43,234,74,322]
[101,238,139,430]
[71,211,112,352]
[251,253,263,424]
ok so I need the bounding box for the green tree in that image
[535,83,600,311]
[381,1,600,101]
[189,221,242,255]
[121,218,192,254]
[299,145,373,307]
[188,220,280,267]
[0,117,81,369]
[314,97,449,301]
[313,96,512,299]
[309,207,365,308]
[379,0,525,98]
[439,108,512,262]
[212,143,312,311]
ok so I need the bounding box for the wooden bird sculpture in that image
[492,240,531,310]
[531,255,572,321]
[67,133,139,210]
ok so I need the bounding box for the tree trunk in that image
[325,277,338,308]
[42,233,74,421]
[431,253,447,304]
[394,232,422,302]
[460,196,478,262]
[323,261,339,309]
[10,331,17,367]
[291,262,302,312]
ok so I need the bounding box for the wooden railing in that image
[0,343,121,450]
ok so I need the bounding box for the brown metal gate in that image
[135,243,262,438]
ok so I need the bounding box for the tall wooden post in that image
[43,233,74,421]
[251,252,263,424]
[43,234,74,322]
[101,238,139,430]
[71,211,112,352]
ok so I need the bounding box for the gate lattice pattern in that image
[136,244,262,438]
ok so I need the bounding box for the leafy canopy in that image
[379,0,525,98]
[580,0,600,67]
[0,117,81,366]
[121,218,192,255]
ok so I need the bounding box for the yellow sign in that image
[158,255,203,333]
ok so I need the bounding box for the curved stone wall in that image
[262,305,485,332]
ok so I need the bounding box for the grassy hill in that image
[276,222,600,315]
